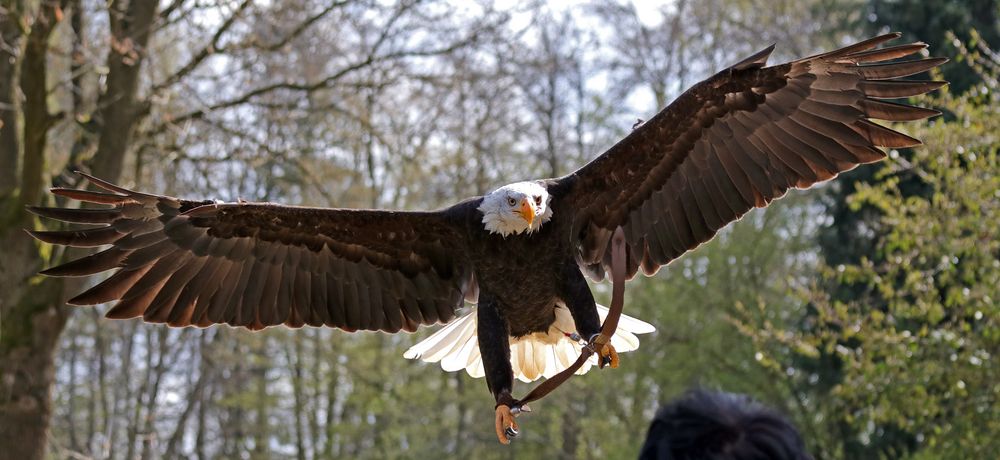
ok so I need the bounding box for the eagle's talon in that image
[598,343,619,369]
[495,404,519,444]
[511,403,531,415]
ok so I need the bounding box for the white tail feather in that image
[403,304,655,382]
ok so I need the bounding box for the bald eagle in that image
[29,33,944,444]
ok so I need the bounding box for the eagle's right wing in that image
[29,173,475,333]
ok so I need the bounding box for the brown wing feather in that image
[557,33,946,280]
[30,173,475,333]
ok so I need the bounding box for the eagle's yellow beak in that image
[519,198,535,226]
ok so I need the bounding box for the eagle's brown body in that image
[456,181,599,338]
[28,34,945,444]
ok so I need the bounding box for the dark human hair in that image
[639,389,812,460]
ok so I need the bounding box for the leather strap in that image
[513,227,627,407]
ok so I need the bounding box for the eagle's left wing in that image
[28,173,475,333]
[554,33,946,281]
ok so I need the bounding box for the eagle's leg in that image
[563,264,618,368]
[477,295,519,444]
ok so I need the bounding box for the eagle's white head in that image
[478,182,553,236]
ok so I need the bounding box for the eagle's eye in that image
[534,195,542,206]
[507,197,517,207]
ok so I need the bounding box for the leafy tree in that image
[801,3,1000,456]
[740,37,1000,459]
[868,0,1000,93]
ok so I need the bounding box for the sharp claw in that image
[495,405,518,444]
[598,343,619,369]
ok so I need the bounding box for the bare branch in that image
[157,0,187,21]
[147,39,473,136]
[228,1,350,53]
[150,0,253,94]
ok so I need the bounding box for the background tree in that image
[739,35,1000,459]
[784,1,1000,456]
[2,1,995,459]
[868,0,1000,93]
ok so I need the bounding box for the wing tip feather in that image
[75,170,137,196]
[820,32,905,60]
[67,292,101,306]
[39,264,88,277]
[732,44,775,70]
[104,301,145,319]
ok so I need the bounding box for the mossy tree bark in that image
[0,1,158,458]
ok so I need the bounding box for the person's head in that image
[639,389,812,460]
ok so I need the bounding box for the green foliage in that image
[868,0,1000,93]
[739,42,1000,459]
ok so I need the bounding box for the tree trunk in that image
[287,334,308,460]
[0,0,23,201]
[195,378,211,460]
[321,336,342,459]
[107,321,138,459]
[251,336,270,460]
[0,278,68,460]
[140,329,173,460]
[164,332,213,459]
[66,332,82,452]
[92,310,110,456]
[17,1,62,213]
[0,0,158,457]
[89,0,157,180]
[125,330,154,460]
[0,3,69,459]
[559,399,582,460]
[308,330,322,460]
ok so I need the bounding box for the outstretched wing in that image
[556,33,946,280]
[28,174,475,333]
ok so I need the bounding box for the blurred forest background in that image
[0,0,997,459]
